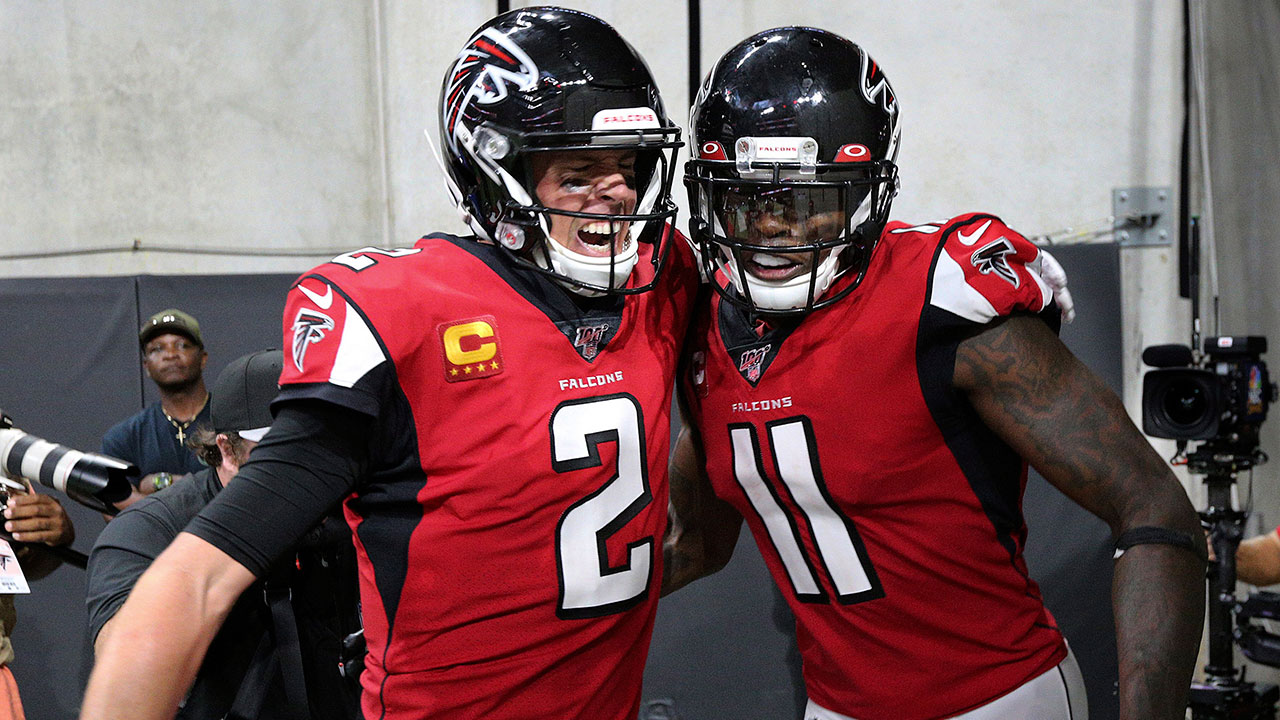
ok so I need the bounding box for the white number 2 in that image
[551,394,654,618]
[330,246,421,271]
[730,417,882,604]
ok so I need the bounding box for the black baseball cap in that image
[211,350,282,442]
[139,308,204,349]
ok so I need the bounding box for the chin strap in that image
[1113,526,1208,565]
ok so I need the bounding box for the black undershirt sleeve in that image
[184,400,372,577]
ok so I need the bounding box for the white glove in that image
[1037,249,1075,324]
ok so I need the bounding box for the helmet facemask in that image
[687,154,897,315]
[456,119,681,297]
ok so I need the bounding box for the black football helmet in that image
[686,27,901,314]
[439,7,682,295]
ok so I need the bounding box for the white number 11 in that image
[729,417,882,604]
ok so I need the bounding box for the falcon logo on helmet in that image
[443,28,538,153]
[859,52,898,118]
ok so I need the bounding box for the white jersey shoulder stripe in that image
[329,298,386,388]
[929,247,999,323]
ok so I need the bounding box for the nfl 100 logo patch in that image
[573,323,610,361]
[738,344,771,383]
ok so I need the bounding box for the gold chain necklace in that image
[162,394,208,445]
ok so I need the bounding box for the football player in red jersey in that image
[83,8,696,720]
[664,27,1204,720]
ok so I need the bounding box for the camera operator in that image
[86,350,359,720]
[0,476,75,720]
[1207,528,1280,587]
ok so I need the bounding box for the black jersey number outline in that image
[729,416,883,604]
[551,393,654,619]
[331,246,422,272]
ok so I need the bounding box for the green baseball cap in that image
[139,308,204,349]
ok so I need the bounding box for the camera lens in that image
[1142,367,1221,440]
[1163,382,1207,425]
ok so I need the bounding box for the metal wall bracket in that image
[1112,186,1173,246]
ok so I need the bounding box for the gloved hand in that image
[1037,248,1075,324]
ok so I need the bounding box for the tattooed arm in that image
[954,314,1203,720]
[662,425,743,595]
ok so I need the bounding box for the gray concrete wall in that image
[0,1,384,276]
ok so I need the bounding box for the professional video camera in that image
[1143,336,1274,463]
[1143,337,1280,718]
[0,409,136,515]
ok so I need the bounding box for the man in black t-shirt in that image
[87,350,360,720]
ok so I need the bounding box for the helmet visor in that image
[714,184,865,248]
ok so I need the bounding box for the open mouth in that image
[576,220,624,256]
[744,251,807,281]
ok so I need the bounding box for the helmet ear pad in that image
[494,220,534,252]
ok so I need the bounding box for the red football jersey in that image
[277,233,696,719]
[682,214,1067,719]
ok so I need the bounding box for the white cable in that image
[0,245,365,260]
[1029,216,1117,246]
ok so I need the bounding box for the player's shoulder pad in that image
[884,218,946,236]
[927,212,1054,324]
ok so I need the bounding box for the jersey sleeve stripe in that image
[273,383,383,418]
[929,248,999,323]
[330,297,386,388]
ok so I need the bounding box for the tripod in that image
[1188,447,1279,719]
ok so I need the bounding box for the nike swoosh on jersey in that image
[955,219,993,247]
[298,282,334,309]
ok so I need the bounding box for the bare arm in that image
[662,426,743,595]
[954,315,1204,720]
[1232,530,1280,587]
[81,532,256,720]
